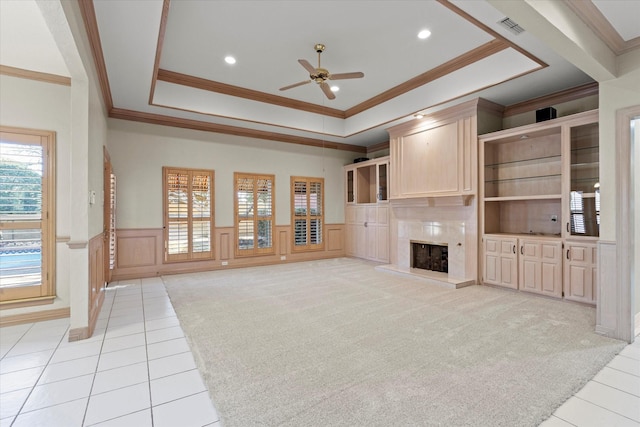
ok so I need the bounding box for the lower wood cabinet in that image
[483,235,565,300]
[483,236,518,289]
[518,239,562,298]
[564,241,597,304]
[346,204,389,263]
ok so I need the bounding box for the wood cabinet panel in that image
[483,236,517,289]
[564,242,597,304]
[518,239,562,297]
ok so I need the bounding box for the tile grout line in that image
[590,378,640,398]
[572,394,640,423]
[80,285,116,427]
[141,280,155,427]
[10,323,73,425]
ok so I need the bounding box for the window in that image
[291,177,324,252]
[235,173,274,256]
[0,127,55,305]
[163,167,214,262]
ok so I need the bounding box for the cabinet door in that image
[567,122,599,238]
[346,169,354,204]
[483,237,501,285]
[483,236,517,289]
[499,239,518,289]
[519,239,562,297]
[564,242,597,304]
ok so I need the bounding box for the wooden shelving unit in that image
[344,156,390,263]
[479,110,599,303]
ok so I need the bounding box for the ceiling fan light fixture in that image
[279,43,364,100]
[418,29,431,39]
[414,113,424,119]
[330,86,339,92]
[224,56,236,65]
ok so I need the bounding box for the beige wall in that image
[108,119,358,230]
[599,49,640,336]
[0,74,73,317]
[635,117,640,318]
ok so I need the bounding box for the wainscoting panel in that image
[596,241,617,337]
[327,224,344,252]
[112,225,345,281]
[279,229,288,255]
[218,229,232,260]
[117,230,159,268]
[84,232,106,340]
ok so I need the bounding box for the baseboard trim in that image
[0,307,70,328]
[68,327,90,342]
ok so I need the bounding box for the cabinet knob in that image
[364,222,368,228]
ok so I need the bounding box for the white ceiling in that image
[1,0,638,150]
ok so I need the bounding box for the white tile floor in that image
[0,277,219,427]
[1,276,639,426]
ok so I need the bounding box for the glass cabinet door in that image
[377,163,387,201]
[569,122,599,237]
[346,169,354,203]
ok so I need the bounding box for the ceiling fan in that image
[279,43,364,100]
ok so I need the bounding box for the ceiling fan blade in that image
[298,59,317,74]
[329,71,364,80]
[279,80,311,91]
[320,82,336,100]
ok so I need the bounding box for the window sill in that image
[0,295,56,310]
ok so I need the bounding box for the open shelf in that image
[485,154,561,169]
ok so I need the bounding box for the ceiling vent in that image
[498,17,525,35]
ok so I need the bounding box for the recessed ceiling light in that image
[414,113,424,119]
[418,29,431,39]
[330,86,339,92]
[224,56,236,65]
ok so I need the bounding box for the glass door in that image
[377,162,388,201]
[569,122,599,236]
[346,169,354,203]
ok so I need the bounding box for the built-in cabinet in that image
[483,235,518,289]
[345,157,390,263]
[479,110,599,304]
[564,241,597,304]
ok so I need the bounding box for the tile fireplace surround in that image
[377,198,477,289]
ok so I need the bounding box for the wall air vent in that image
[498,17,525,35]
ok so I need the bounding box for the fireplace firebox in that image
[411,241,448,273]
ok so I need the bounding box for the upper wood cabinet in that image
[387,98,503,202]
[345,156,389,205]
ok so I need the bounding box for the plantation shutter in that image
[163,167,214,262]
[235,173,275,256]
[291,177,324,252]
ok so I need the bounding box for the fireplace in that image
[373,198,476,289]
[411,241,448,273]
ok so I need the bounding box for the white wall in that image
[598,49,640,339]
[634,117,640,320]
[0,74,72,315]
[107,119,359,230]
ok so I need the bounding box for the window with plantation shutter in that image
[0,127,55,305]
[235,173,275,256]
[291,177,324,252]
[163,167,214,262]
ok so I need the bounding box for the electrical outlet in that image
[551,215,558,222]
[280,256,286,261]
[221,261,228,266]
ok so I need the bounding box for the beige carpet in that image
[162,258,626,427]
